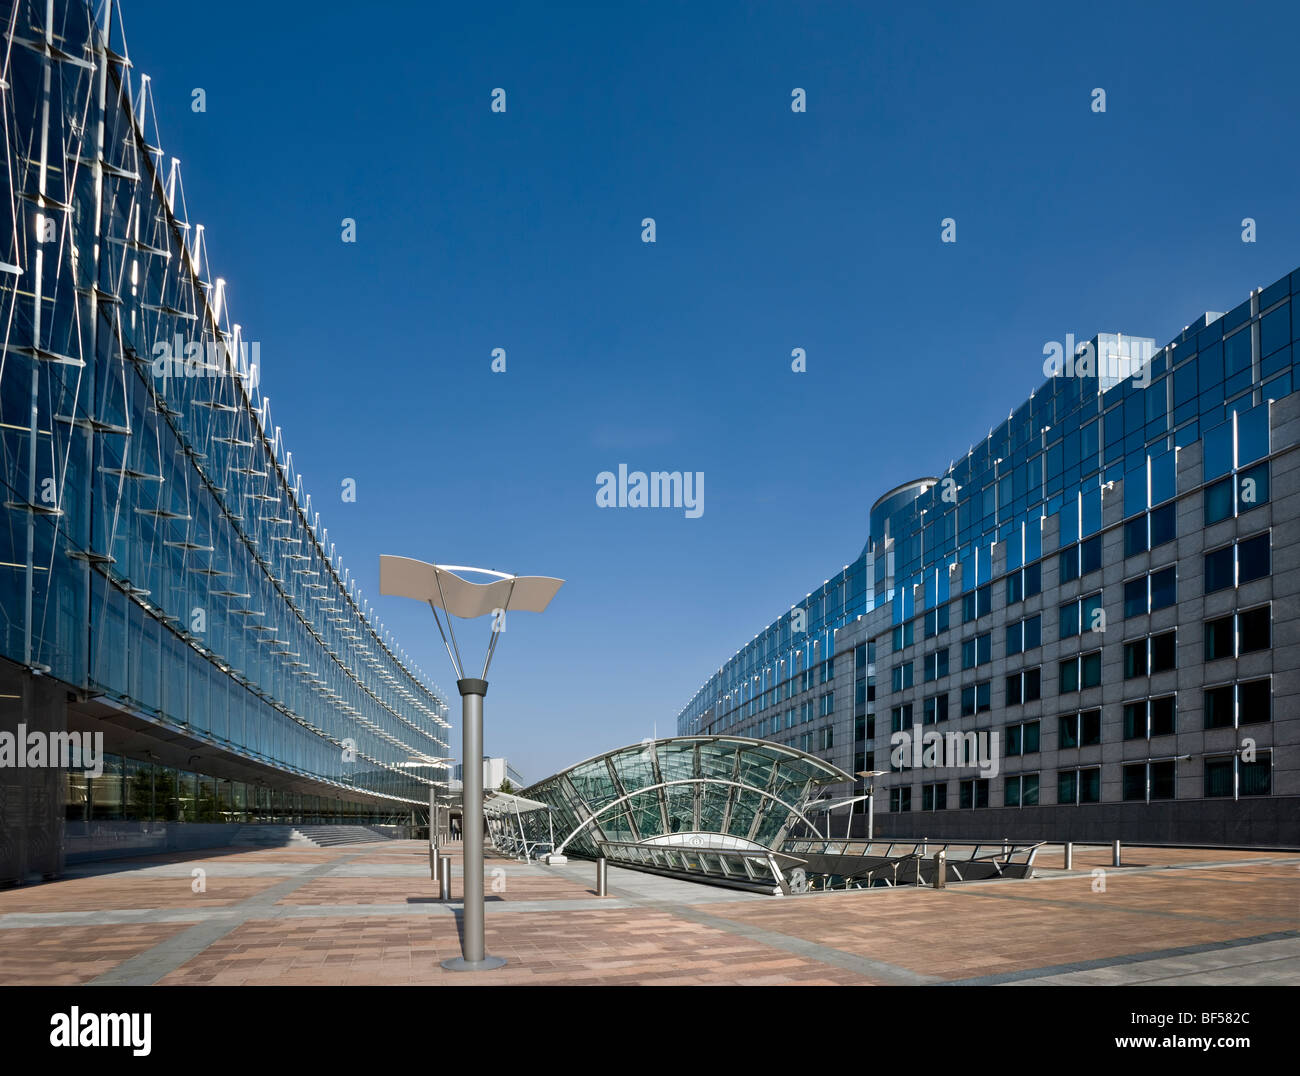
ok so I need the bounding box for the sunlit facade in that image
[678,268,1300,845]
[0,0,450,880]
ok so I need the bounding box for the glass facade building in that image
[677,269,1300,846]
[1,0,450,880]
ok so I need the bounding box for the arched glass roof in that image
[519,737,851,859]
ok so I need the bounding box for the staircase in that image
[293,825,392,848]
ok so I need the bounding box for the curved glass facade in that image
[0,0,449,814]
[520,736,850,858]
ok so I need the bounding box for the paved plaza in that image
[0,841,1295,986]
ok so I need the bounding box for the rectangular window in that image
[958,778,989,810]
[1058,767,1101,805]
[1203,685,1235,729]
[1080,708,1101,746]
[923,693,949,724]
[1241,754,1272,796]
[1123,639,1146,680]
[891,663,914,692]
[924,603,950,638]
[923,648,949,682]
[1150,630,1176,673]
[1150,695,1176,736]
[890,787,912,812]
[1239,678,1271,724]
[1204,476,1234,524]
[962,584,992,623]
[1124,516,1147,557]
[1081,535,1102,575]
[1204,545,1235,593]
[1004,773,1039,808]
[1149,503,1176,547]
[1239,605,1271,653]
[1204,614,1235,660]
[1205,757,1234,798]
[1122,763,1147,802]
[1238,533,1271,584]
[1150,567,1177,611]
[921,783,947,811]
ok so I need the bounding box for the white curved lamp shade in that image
[379,555,563,619]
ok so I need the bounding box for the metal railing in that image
[780,837,1044,887]
[595,839,807,895]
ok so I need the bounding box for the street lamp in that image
[398,757,455,875]
[380,555,563,972]
[857,770,886,841]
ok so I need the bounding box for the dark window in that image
[1204,545,1235,593]
[1059,714,1079,749]
[1203,685,1235,729]
[1240,756,1271,796]
[1204,615,1235,660]
[1150,630,1176,673]
[1239,606,1271,653]
[923,693,949,724]
[1059,546,1079,584]
[1124,516,1147,557]
[1123,639,1145,679]
[1204,476,1234,524]
[1081,651,1102,689]
[1122,701,1145,740]
[1079,767,1101,803]
[1024,667,1041,702]
[1123,577,1147,618]
[1081,536,1102,575]
[1122,764,1147,801]
[1005,674,1022,707]
[1058,769,1077,805]
[1150,567,1177,611]
[1080,709,1101,746]
[1239,678,1271,724]
[1023,720,1040,753]
[1024,561,1041,597]
[1150,503,1176,547]
[1237,534,1271,584]
[1150,761,1175,800]
[1150,695,1176,736]
[1024,615,1041,650]
[1205,758,1234,798]
[1059,659,1078,694]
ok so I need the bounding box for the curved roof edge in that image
[523,735,853,793]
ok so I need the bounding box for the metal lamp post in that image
[381,555,563,972]
[858,770,886,841]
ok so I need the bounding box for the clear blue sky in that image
[120,0,1300,779]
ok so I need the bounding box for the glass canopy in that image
[518,737,851,858]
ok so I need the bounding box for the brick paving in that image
[0,839,1295,986]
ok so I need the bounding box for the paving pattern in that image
[0,840,1295,986]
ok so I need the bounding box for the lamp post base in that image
[441,955,507,972]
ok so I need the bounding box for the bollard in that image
[439,855,452,901]
[1063,841,1073,870]
[1112,839,1121,867]
[596,857,608,897]
[430,842,438,881]
[932,850,946,889]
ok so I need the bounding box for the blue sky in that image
[120,0,1300,779]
